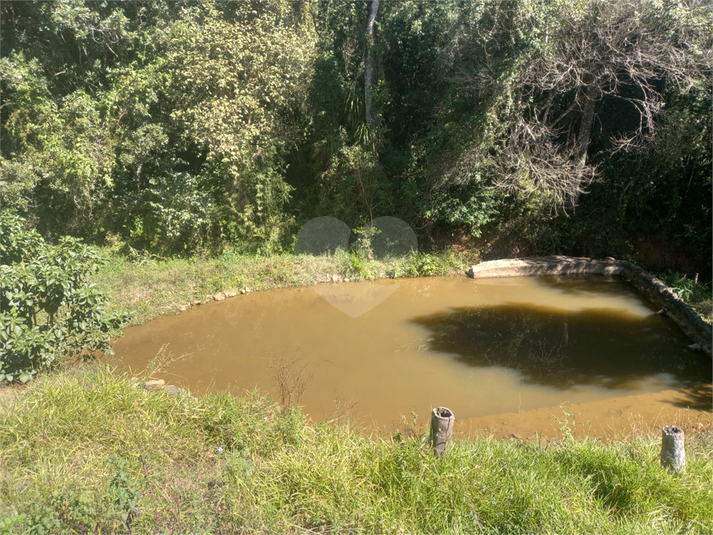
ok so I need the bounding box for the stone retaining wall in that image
[467,256,712,357]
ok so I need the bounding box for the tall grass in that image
[1,365,711,534]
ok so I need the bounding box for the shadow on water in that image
[665,383,713,411]
[410,303,712,390]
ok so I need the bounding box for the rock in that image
[179,304,189,312]
[144,379,165,391]
[239,288,246,294]
[225,289,237,298]
[244,287,251,293]
[467,257,624,278]
[214,292,226,301]
[688,343,702,351]
[194,300,202,306]
[344,278,350,282]
[331,274,340,283]
[164,385,182,396]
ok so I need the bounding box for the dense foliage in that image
[0,213,128,382]
[1,0,711,273]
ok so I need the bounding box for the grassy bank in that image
[92,248,472,325]
[93,248,713,328]
[1,365,711,535]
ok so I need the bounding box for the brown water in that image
[112,276,712,438]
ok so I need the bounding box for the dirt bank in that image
[458,385,712,441]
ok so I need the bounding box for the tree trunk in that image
[570,84,598,209]
[364,0,380,125]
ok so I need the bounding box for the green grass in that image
[92,248,472,325]
[1,365,711,534]
[657,272,713,324]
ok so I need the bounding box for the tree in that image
[160,1,317,250]
[479,0,712,210]
[364,0,380,125]
[1,0,318,253]
[1,0,710,270]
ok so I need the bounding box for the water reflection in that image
[410,303,711,389]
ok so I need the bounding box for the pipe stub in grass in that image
[661,425,685,473]
[430,406,455,458]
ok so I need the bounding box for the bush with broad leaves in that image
[0,212,129,383]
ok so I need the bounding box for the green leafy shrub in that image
[0,212,129,382]
[424,182,501,238]
[407,252,440,276]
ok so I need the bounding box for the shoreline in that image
[458,387,713,442]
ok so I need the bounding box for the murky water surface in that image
[113,276,712,437]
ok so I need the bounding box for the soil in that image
[458,386,713,441]
[0,385,20,405]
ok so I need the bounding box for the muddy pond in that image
[112,276,712,439]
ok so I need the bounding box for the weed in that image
[555,404,576,441]
[108,457,141,532]
[0,514,26,535]
[269,354,314,408]
[353,224,381,261]
[143,343,189,380]
[347,251,375,279]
